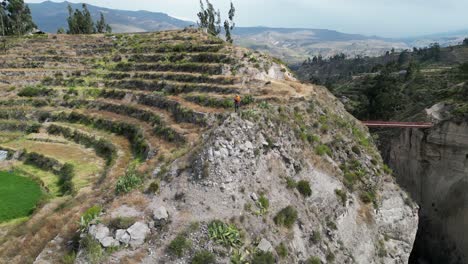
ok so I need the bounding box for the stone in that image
[127,221,150,247]
[250,192,258,201]
[89,224,110,242]
[115,229,131,244]
[152,206,169,226]
[100,236,119,248]
[0,150,8,161]
[257,238,273,252]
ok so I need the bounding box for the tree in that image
[223,1,235,43]
[56,27,65,34]
[66,4,111,34]
[197,0,221,37]
[0,0,36,36]
[463,38,468,46]
[95,12,111,33]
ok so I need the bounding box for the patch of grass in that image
[306,256,322,264]
[296,180,312,197]
[192,250,216,264]
[360,190,377,205]
[251,251,275,264]
[285,177,297,189]
[167,235,191,257]
[326,250,336,262]
[0,170,43,223]
[208,220,242,248]
[335,189,347,206]
[256,194,270,215]
[383,164,393,174]
[276,243,288,258]
[310,230,321,244]
[274,206,298,229]
[79,205,102,232]
[115,166,143,195]
[315,144,332,156]
[81,234,104,264]
[62,252,77,264]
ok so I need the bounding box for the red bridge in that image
[361,121,434,128]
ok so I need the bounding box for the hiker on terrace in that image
[234,95,241,113]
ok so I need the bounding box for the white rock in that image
[127,222,150,247]
[89,224,109,242]
[250,193,258,201]
[153,206,169,222]
[100,236,119,248]
[257,238,273,252]
[115,229,131,244]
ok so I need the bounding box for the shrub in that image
[108,217,135,230]
[208,220,242,248]
[251,251,275,264]
[296,180,312,197]
[383,164,393,174]
[58,163,75,195]
[147,180,160,194]
[286,177,297,189]
[192,250,216,264]
[274,206,298,229]
[360,190,377,205]
[310,230,321,244]
[257,194,269,214]
[81,234,104,264]
[326,250,335,262]
[276,243,288,258]
[17,85,54,97]
[62,252,77,264]
[306,256,322,264]
[335,189,347,206]
[115,167,143,195]
[167,235,191,257]
[79,205,102,232]
[315,144,332,156]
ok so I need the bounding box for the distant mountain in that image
[233,27,410,63]
[28,1,193,33]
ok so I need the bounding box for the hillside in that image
[0,30,417,264]
[294,42,468,263]
[29,1,192,33]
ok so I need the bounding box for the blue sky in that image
[25,0,468,37]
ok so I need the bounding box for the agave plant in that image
[208,220,243,248]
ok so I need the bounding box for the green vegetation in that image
[115,166,143,194]
[81,234,104,264]
[208,220,242,248]
[276,243,288,258]
[335,189,347,206]
[0,0,36,36]
[273,206,298,229]
[251,251,275,264]
[107,217,135,230]
[17,85,55,97]
[58,163,75,195]
[79,205,102,232]
[66,3,111,34]
[256,194,269,215]
[0,170,42,223]
[296,180,312,197]
[306,256,322,264]
[167,235,191,257]
[310,230,321,244]
[197,0,236,42]
[192,250,216,264]
[315,144,331,156]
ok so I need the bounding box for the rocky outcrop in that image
[388,119,468,263]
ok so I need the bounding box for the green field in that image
[0,170,43,223]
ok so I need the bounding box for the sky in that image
[25,0,468,38]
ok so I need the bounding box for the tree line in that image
[197,0,236,43]
[58,4,111,34]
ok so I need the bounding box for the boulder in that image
[100,237,119,248]
[257,238,273,252]
[89,224,110,242]
[152,206,169,226]
[115,229,131,244]
[127,221,150,247]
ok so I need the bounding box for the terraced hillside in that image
[0,29,417,264]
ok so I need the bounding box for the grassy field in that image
[0,170,43,223]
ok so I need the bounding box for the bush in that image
[107,217,135,230]
[167,235,191,257]
[208,220,242,248]
[192,250,216,264]
[276,243,288,258]
[147,180,160,194]
[79,205,102,232]
[274,206,298,229]
[286,177,297,189]
[296,180,312,197]
[251,251,275,264]
[115,167,143,195]
[335,189,347,206]
[306,256,322,264]
[315,144,332,156]
[58,163,75,195]
[17,85,54,97]
[257,194,269,214]
[360,190,377,205]
[310,230,321,244]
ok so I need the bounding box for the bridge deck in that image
[361,121,434,128]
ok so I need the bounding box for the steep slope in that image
[0,30,417,264]
[294,42,468,263]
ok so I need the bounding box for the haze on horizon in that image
[25,0,468,38]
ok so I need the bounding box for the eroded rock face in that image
[388,120,468,263]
